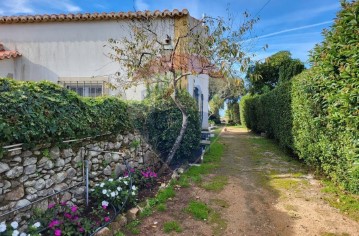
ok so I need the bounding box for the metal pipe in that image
[0,182,83,218]
[85,159,89,206]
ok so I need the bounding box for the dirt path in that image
[125,127,359,236]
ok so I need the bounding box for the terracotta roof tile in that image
[0,9,189,24]
[0,44,21,60]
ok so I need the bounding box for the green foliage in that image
[126,220,141,235]
[163,221,183,233]
[130,90,201,164]
[185,200,211,220]
[0,78,131,147]
[201,175,228,192]
[240,1,359,193]
[321,180,359,221]
[246,51,304,94]
[156,186,176,203]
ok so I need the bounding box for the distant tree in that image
[246,51,305,94]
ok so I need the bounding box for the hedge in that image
[240,1,359,193]
[129,90,201,165]
[0,78,131,147]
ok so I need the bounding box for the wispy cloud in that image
[257,21,332,39]
[135,0,149,11]
[62,2,81,12]
[261,2,339,27]
[2,0,34,15]
[0,0,81,15]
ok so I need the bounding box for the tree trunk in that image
[158,94,189,175]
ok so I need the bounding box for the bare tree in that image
[108,11,257,172]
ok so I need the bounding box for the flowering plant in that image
[125,167,158,189]
[0,221,41,236]
[91,176,138,209]
[34,201,110,235]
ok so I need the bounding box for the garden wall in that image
[0,132,159,231]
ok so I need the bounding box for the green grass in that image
[157,186,176,203]
[126,220,141,235]
[202,175,228,192]
[185,200,211,220]
[209,211,227,236]
[163,221,183,233]
[209,198,230,208]
[139,206,153,218]
[114,232,126,236]
[322,180,359,221]
[180,141,224,184]
[157,203,167,212]
[171,175,190,187]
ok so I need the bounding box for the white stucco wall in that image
[188,74,209,130]
[0,19,174,100]
[0,59,14,78]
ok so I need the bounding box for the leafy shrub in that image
[91,176,138,208]
[129,90,201,165]
[0,78,131,147]
[240,0,359,194]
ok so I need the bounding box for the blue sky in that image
[0,0,341,64]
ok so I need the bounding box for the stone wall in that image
[0,132,159,229]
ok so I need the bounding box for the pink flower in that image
[48,220,60,228]
[64,213,72,219]
[130,168,135,173]
[102,205,107,210]
[79,227,84,232]
[70,205,78,213]
[73,216,79,221]
[104,216,110,222]
[60,202,67,206]
[48,203,56,209]
[54,229,62,236]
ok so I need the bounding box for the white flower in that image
[0,222,6,232]
[110,192,116,197]
[100,183,105,188]
[102,189,107,195]
[117,187,122,191]
[95,183,99,186]
[118,177,123,180]
[102,200,109,207]
[108,178,113,182]
[20,233,27,236]
[90,189,94,192]
[12,230,19,236]
[33,222,41,228]
[115,191,118,196]
[131,191,136,196]
[131,185,137,191]
[11,221,19,229]
[124,181,128,185]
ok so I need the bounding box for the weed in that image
[114,232,126,236]
[202,175,228,192]
[126,220,141,235]
[130,140,141,149]
[209,199,230,208]
[209,211,227,236]
[139,206,153,218]
[163,221,182,233]
[322,180,359,221]
[185,200,211,220]
[157,203,167,212]
[157,186,175,203]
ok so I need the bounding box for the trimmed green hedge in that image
[130,90,201,164]
[240,81,293,150]
[0,78,131,147]
[240,1,359,193]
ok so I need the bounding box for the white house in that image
[0,9,209,129]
